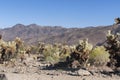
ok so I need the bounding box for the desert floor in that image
[0,54,119,80]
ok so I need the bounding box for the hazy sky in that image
[0,0,120,28]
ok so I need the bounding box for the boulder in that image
[77,69,91,76]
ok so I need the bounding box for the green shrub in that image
[89,46,109,66]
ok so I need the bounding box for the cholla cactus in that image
[6,41,16,60]
[0,37,24,62]
[115,17,120,25]
[7,41,16,53]
[25,46,31,57]
[14,37,23,54]
[15,37,23,46]
[0,42,7,61]
[105,30,120,71]
[43,43,60,63]
[38,42,45,54]
[0,35,2,40]
[0,40,17,61]
[67,39,93,68]
[59,45,72,62]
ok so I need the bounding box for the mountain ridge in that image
[0,24,113,46]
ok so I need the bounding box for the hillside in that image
[0,24,113,46]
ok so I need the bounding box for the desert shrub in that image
[89,46,109,66]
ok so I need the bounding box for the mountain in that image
[0,24,114,46]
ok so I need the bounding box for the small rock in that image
[77,69,91,76]
[1,69,7,72]
[0,74,8,80]
[51,76,54,78]
[82,78,86,80]
[89,70,97,75]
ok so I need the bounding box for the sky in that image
[0,0,120,28]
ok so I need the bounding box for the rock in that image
[77,69,91,76]
[71,60,80,68]
[82,78,86,80]
[0,74,8,80]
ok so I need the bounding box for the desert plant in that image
[43,44,60,63]
[105,29,120,71]
[89,46,109,66]
[0,35,8,61]
[115,17,120,25]
[59,45,71,62]
[14,37,23,54]
[0,42,7,61]
[0,41,16,61]
[6,41,16,60]
[67,38,93,68]
[38,42,45,54]
[0,37,26,62]
[24,46,32,57]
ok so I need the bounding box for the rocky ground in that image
[0,54,120,80]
